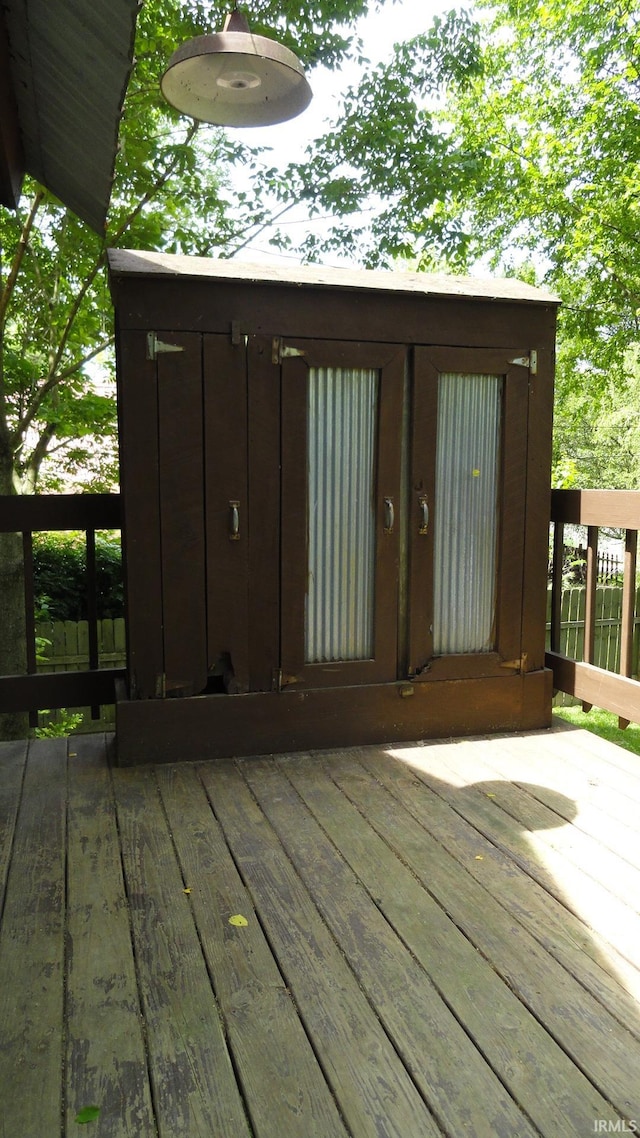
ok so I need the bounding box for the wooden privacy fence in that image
[546,586,640,705]
[35,592,637,718]
[0,494,124,722]
[35,618,126,729]
[548,488,640,728]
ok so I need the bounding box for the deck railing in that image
[548,489,640,728]
[0,494,125,721]
[3,489,640,731]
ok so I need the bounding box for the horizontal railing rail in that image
[4,488,640,731]
[548,488,640,728]
[0,493,124,721]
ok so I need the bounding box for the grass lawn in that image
[553,705,640,757]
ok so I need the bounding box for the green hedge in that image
[33,531,124,621]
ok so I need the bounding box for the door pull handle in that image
[229,500,240,540]
[418,495,429,536]
[384,497,395,534]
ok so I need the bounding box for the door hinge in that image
[146,332,185,361]
[508,350,537,374]
[272,668,300,690]
[271,337,307,365]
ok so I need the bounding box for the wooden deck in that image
[2,723,640,1137]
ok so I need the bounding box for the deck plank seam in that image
[198,758,360,1138]
[346,750,637,1121]
[414,754,640,1026]
[286,755,546,1138]
[154,764,259,1138]
[61,742,70,1138]
[0,741,29,928]
[224,756,453,1136]
[107,759,162,1138]
[403,757,640,972]
[434,736,640,895]
[251,755,535,1138]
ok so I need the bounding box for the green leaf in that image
[74,1105,101,1124]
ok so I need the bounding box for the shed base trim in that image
[115,670,552,766]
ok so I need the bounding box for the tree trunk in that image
[0,458,29,739]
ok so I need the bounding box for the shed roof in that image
[107,249,560,305]
[1,0,138,232]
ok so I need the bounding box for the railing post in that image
[581,525,598,711]
[547,489,640,727]
[86,527,100,719]
[22,531,38,729]
[619,528,638,729]
[550,521,564,654]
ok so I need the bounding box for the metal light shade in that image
[161,9,313,127]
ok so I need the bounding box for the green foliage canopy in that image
[277,0,640,487]
[3,0,640,492]
[0,0,380,733]
[0,0,377,495]
[33,531,123,622]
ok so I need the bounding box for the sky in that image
[227,0,454,264]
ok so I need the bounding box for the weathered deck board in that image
[65,735,155,1137]
[328,746,640,1121]
[0,739,27,910]
[242,757,541,1136]
[156,763,349,1138]
[364,738,640,1031]
[1,722,640,1138]
[266,751,618,1136]
[419,734,640,905]
[201,759,441,1138]
[112,764,250,1138]
[499,729,640,852]
[0,739,67,1138]
[393,735,640,972]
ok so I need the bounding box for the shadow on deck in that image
[1,721,639,1137]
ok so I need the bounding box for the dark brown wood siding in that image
[111,259,556,760]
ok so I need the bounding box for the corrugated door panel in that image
[306,367,378,663]
[433,373,502,655]
[280,339,404,689]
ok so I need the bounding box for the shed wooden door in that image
[203,335,250,692]
[206,333,282,695]
[280,340,406,688]
[407,346,531,681]
[118,330,208,700]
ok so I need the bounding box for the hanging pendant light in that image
[161,8,313,127]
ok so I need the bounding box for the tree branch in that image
[11,337,115,446]
[49,121,201,380]
[0,191,45,327]
[226,200,299,258]
[109,120,201,246]
[21,420,57,490]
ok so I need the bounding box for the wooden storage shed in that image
[108,250,559,765]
